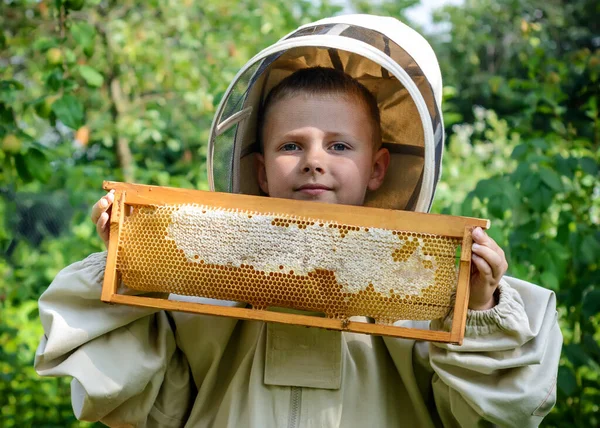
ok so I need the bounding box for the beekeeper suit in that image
[35,15,561,428]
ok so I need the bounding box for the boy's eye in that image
[331,143,349,151]
[280,143,300,151]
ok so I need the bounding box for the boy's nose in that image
[302,164,325,174]
[301,147,326,174]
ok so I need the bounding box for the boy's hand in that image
[91,190,115,249]
[468,227,508,311]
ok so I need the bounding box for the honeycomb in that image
[116,204,462,323]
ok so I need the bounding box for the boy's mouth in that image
[296,184,332,196]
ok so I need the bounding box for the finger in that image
[91,190,115,223]
[472,227,502,253]
[473,228,506,266]
[471,253,493,278]
[96,211,109,237]
[91,195,109,223]
[90,201,102,224]
[472,244,505,280]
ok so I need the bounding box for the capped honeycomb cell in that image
[116,204,462,323]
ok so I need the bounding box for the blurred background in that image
[0,0,598,426]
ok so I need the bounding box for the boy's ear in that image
[255,153,269,195]
[368,147,390,192]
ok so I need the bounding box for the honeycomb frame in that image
[101,181,490,344]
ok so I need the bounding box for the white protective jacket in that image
[35,252,561,427]
[35,14,562,428]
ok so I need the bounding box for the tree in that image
[431,1,600,426]
[0,1,342,426]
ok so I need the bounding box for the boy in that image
[36,17,561,428]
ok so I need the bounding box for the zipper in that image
[287,386,302,428]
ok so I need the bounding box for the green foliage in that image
[0,300,89,426]
[0,0,342,426]
[432,0,599,426]
[0,0,598,426]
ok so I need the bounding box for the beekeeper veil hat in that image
[207,14,444,213]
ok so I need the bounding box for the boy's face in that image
[256,94,389,206]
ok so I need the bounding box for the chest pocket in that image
[264,323,342,390]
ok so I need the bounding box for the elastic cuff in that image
[434,279,528,337]
[463,281,528,336]
[81,251,108,286]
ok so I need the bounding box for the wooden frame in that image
[101,181,489,344]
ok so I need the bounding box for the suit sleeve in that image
[425,277,562,428]
[34,252,195,426]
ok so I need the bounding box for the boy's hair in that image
[258,66,382,150]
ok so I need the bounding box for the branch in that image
[110,79,128,114]
[59,5,65,38]
[133,90,186,107]
[97,18,135,182]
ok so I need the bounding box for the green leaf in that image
[0,80,25,91]
[486,227,504,248]
[70,22,96,57]
[32,37,59,52]
[474,178,504,199]
[531,139,549,151]
[51,95,85,129]
[539,167,563,192]
[511,162,530,182]
[488,194,509,219]
[550,119,566,134]
[65,49,77,64]
[24,148,52,182]
[0,102,15,124]
[530,186,553,212]
[557,366,578,396]
[580,234,600,265]
[555,155,575,180]
[534,247,558,277]
[443,112,463,127]
[460,193,474,217]
[14,154,33,183]
[520,172,540,196]
[583,334,600,362]
[511,204,531,227]
[65,0,85,11]
[511,144,528,160]
[526,154,551,165]
[78,65,104,87]
[540,271,559,291]
[564,344,593,368]
[45,69,63,92]
[583,290,600,319]
[580,157,599,176]
[83,44,95,58]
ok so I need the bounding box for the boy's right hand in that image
[91,190,115,249]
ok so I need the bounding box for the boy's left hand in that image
[468,227,508,311]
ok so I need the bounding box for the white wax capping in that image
[167,205,437,296]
